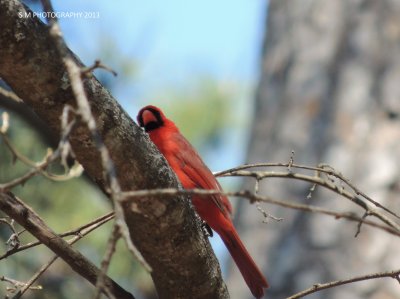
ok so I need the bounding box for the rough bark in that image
[0,1,229,298]
[0,94,58,146]
[228,0,400,298]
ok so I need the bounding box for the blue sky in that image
[46,0,267,88]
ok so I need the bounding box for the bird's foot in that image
[201,222,213,237]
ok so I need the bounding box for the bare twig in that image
[287,150,295,173]
[0,191,135,299]
[0,148,58,191]
[216,166,400,232]
[0,212,114,260]
[215,162,400,220]
[355,211,369,238]
[0,87,23,103]
[1,111,9,133]
[0,217,19,251]
[119,188,400,237]
[256,205,283,223]
[16,212,115,298]
[16,257,55,298]
[93,224,121,299]
[286,269,400,299]
[81,59,118,77]
[306,183,317,200]
[253,176,283,223]
[0,108,82,191]
[0,275,42,296]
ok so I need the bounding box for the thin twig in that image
[215,162,400,220]
[119,188,400,237]
[256,205,283,223]
[81,59,118,77]
[0,87,23,103]
[0,212,114,260]
[0,275,42,296]
[0,106,82,191]
[218,169,400,232]
[286,269,400,299]
[1,111,10,133]
[287,150,295,173]
[0,218,20,251]
[93,224,121,299]
[355,211,369,238]
[16,212,116,298]
[0,148,58,191]
[0,191,135,299]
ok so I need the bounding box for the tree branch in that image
[119,188,400,237]
[16,211,115,298]
[0,191,134,299]
[286,269,400,299]
[0,212,114,260]
[215,162,400,220]
[216,165,400,232]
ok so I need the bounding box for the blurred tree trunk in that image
[227,1,400,298]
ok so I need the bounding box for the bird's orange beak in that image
[142,109,158,126]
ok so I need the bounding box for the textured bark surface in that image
[0,1,228,298]
[228,0,400,298]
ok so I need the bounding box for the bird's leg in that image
[201,221,213,237]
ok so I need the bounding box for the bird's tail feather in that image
[220,227,269,298]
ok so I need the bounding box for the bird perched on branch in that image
[137,105,269,298]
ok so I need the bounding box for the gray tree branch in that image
[0,191,134,299]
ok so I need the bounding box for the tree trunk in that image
[228,1,400,298]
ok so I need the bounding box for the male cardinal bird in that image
[137,105,269,298]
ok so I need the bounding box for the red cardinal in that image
[137,105,269,298]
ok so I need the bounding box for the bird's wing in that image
[173,136,233,218]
